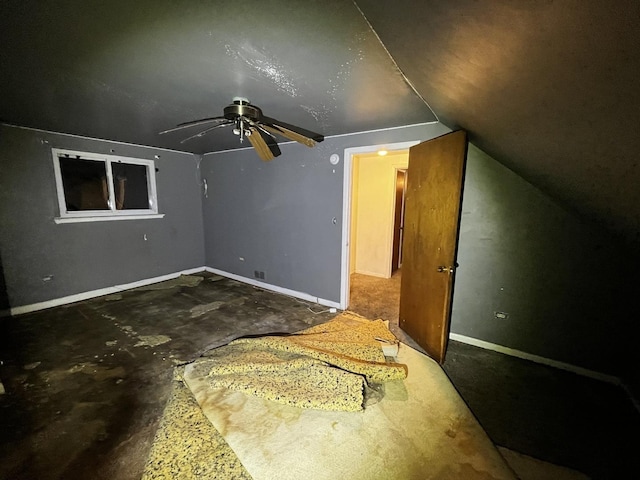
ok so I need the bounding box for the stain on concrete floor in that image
[0,274,333,480]
[134,335,172,348]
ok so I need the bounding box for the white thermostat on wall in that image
[329,154,340,165]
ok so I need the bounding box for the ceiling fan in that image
[159,97,324,161]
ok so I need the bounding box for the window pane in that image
[111,162,150,210]
[59,157,109,211]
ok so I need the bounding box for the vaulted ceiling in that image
[1,0,638,248]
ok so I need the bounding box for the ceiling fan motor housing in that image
[224,100,262,122]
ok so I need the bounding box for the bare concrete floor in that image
[348,271,640,480]
[2,272,638,479]
[0,274,334,480]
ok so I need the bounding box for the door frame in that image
[392,167,407,272]
[339,140,421,310]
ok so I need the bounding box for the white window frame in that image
[52,148,163,223]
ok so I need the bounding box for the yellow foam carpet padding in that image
[144,314,516,479]
[193,313,407,412]
[143,313,408,478]
[141,370,252,480]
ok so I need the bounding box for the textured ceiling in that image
[1,1,639,248]
[0,0,435,154]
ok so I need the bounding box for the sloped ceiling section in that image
[1,1,639,249]
[357,0,640,248]
[0,0,435,154]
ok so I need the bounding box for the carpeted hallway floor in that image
[348,271,640,480]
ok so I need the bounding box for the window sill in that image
[54,214,165,224]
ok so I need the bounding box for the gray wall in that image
[2,120,632,380]
[452,144,633,375]
[203,130,632,377]
[0,124,205,308]
[201,123,450,302]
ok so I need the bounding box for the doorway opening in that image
[347,167,408,324]
[340,141,419,324]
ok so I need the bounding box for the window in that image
[52,148,161,222]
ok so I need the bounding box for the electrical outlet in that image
[254,271,265,280]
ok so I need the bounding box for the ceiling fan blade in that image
[257,127,282,158]
[259,123,317,147]
[159,116,227,135]
[261,116,324,143]
[246,127,273,161]
[179,122,233,144]
[247,127,280,161]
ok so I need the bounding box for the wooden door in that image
[399,131,467,363]
[391,170,406,272]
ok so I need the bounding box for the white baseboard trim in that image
[6,267,207,317]
[204,267,341,310]
[449,332,621,386]
[3,266,342,317]
[353,269,390,279]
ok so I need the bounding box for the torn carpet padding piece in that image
[142,369,252,480]
[194,313,406,412]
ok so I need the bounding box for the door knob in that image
[437,266,454,273]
